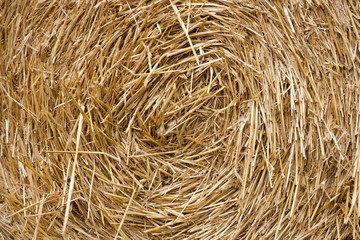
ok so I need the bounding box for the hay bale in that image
[0,0,359,239]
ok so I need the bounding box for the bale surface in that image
[1,0,360,239]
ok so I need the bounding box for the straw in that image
[0,0,359,239]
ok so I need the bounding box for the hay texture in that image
[1,0,360,239]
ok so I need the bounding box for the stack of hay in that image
[0,0,359,239]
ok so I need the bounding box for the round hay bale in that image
[0,0,359,239]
